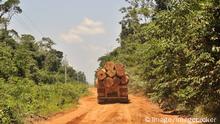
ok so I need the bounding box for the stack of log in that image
[96,61,129,90]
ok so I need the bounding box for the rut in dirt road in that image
[36,88,192,124]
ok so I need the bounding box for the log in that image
[106,70,116,77]
[104,61,115,71]
[115,63,124,70]
[121,75,129,85]
[96,69,106,81]
[115,63,125,77]
[113,76,121,87]
[104,77,114,88]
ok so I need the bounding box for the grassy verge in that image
[0,78,88,124]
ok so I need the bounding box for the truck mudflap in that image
[97,96,129,104]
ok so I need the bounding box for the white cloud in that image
[60,17,105,43]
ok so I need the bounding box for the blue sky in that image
[9,0,128,83]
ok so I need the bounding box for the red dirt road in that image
[35,88,193,124]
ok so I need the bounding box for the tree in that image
[0,42,17,79]
[0,0,22,29]
[39,37,55,51]
[75,71,86,83]
[98,0,220,120]
[0,1,87,85]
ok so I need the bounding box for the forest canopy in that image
[0,0,87,84]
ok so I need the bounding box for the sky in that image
[8,0,128,84]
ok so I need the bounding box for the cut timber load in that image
[96,61,129,104]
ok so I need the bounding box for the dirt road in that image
[35,88,192,124]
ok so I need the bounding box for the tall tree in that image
[0,0,22,29]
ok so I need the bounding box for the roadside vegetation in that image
[0,0,88,123]
[99,0,220,123]
[0,79,88,124]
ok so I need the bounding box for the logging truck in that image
[96,61,129,104]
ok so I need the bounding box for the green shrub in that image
[0,79,88,123]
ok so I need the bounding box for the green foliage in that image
[0,1,87,83]
[0,42,17,79]
[0,0,22,29]
[99,0,220,122]
[0,78,88,123]
[0,30,87,83]
[0,1,88,123]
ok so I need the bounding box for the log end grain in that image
[96,69,106,81]
[121,75,129,85]
[106,70,116,77]
[104,61,115,71]
[115,63,125,77]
